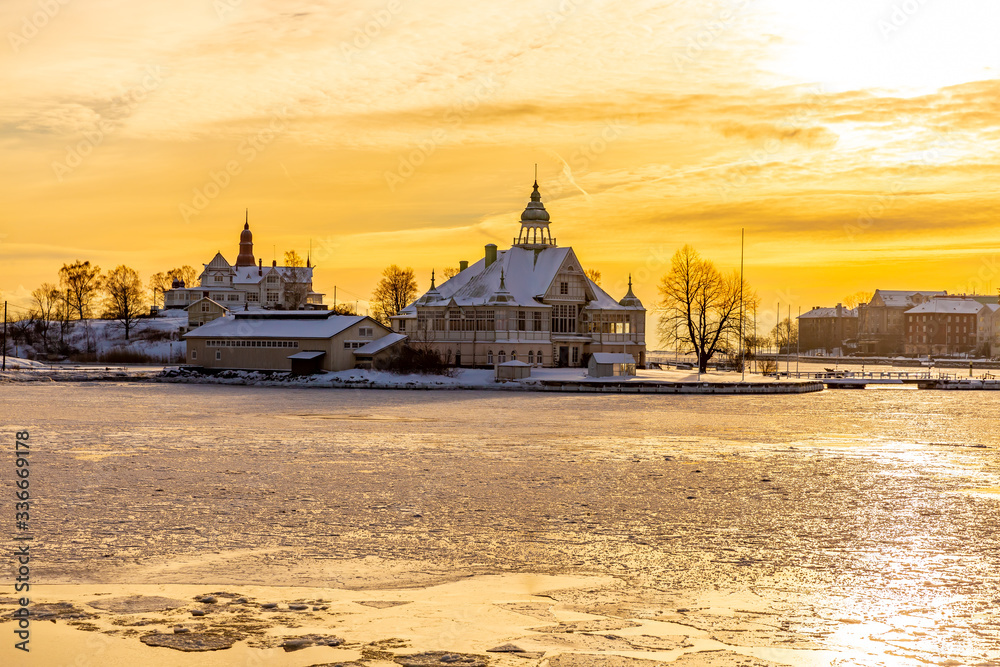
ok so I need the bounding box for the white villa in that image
[164,217,325,311]
[390,181,646,368]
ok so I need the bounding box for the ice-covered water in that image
[3,383,999,665]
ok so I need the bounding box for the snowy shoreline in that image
[1,363,824,393]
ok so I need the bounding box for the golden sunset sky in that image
[2,0,999,332]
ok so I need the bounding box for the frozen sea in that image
[3,382,999,665]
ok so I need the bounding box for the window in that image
[517,311,526,331]
[498,350,506,364]
[487,350,493,364]
[227,294,239,301]
[528,351,534,363]
[476,310,495,331]
[552,304,577,333]
[433,312,445,331]
[398,319,406,331]
[536,350,543,365]
[215,350,221,360]
[266,291,279,303]
[214,275,223,282]
[533,312,542,331]
[247,292,259,302]
[448,310,461,331]
[192,350,197,359]
[560,282,568,295]
[201,303,210,312]
[511,351,516,361]
[572,347,579,364]
[266,275,279,284]
[359,327,373,338]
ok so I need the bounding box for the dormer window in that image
[560,282,568,295]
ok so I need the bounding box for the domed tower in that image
[513,181,556,249]
[235,210,255,267]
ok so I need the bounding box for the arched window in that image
[537,350,543,365]
[498,351,506,364]
[528,351,534,364]
[511,351,517,361]
[487,350,494,365]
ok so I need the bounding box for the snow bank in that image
[156,367,500,389]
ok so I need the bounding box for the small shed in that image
[588,353,636,378]
[496,359,531,380]
[288,350,326,374]
[352,333,407,369]
[186,297,229,329]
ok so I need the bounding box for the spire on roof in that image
[488,266,516,305]
[415,269,442,305]
[619,274,644,309]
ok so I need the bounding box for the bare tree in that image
[8,311,35,357]
[329,303,358,315]
[148,272,171,307]
[771,317,798,353]
[442,267,460,280]
[103,265,146,340]
[585,268,602,286]
[282,250,309,309]
[843,290,873,309]
[59,260,102,320]
[168,265,198,286]
[31,283,61,353]
[657,245,754,374]
[371,265,417,326]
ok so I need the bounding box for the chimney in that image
[258,258,262,276]
[459,260,468,272]
[485,244,497,268]
[272,259,277,267]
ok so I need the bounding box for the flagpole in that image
[740,228,745,381]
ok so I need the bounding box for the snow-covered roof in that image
[232,265,313,284]
[798,306,857,319]
[352,333,407,355]
[906,299,986,315]
[184,313,365,339]
[590,353,636,364]
[873,289,946,308]
[185,297,228,312]
[400,246,634,314]
[288,350,326,360]
[206,252,231,269]
[498,360,530,366]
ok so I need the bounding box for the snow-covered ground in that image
[6,310,187,363]
[152,365,784,390]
